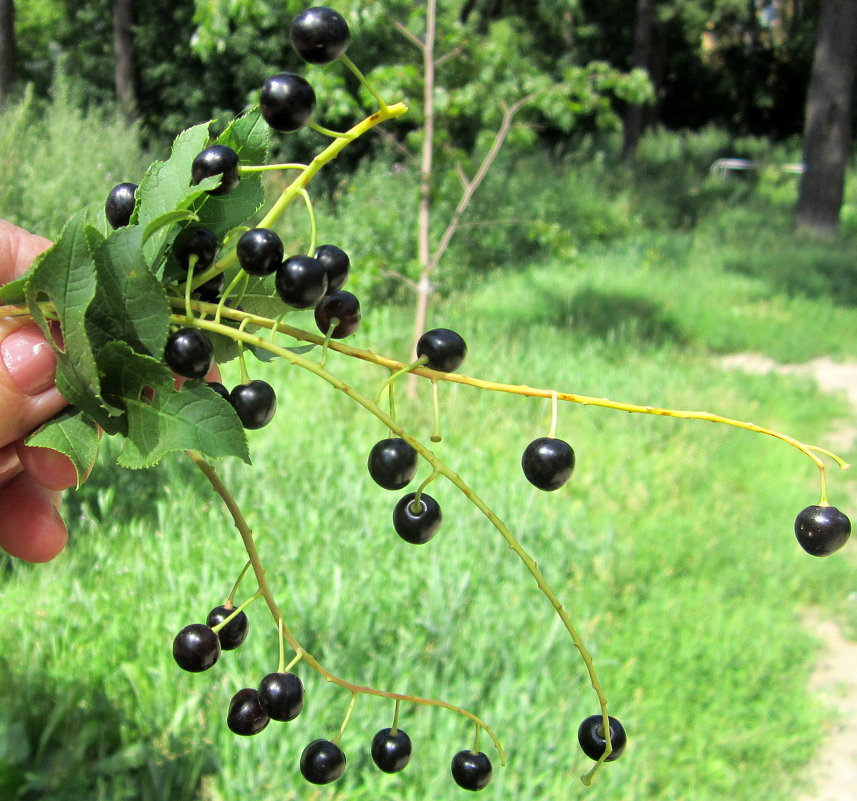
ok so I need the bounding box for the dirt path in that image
[720,354,857,801]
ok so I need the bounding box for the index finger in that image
[0,220,52,285]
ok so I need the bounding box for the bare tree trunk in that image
[622,0,656,161]
[795,0,857,234]
[113,0,137,115]
[0,0,14,108]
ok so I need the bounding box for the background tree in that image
[794,0,857,234]
[112,0,137,114]
[0,0,14,107]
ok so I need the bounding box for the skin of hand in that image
[0,219,223,562]
[0,220,74,562]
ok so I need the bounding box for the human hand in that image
[0,219,75,562]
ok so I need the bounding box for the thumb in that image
[0,320,67,448]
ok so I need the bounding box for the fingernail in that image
[1,324,58,396]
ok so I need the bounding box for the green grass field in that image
[1,90,856,800]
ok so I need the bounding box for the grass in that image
[1,93,856,799]
[1,299,854,800]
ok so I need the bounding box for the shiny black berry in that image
[227,688,270,736]
[207,381,231,402]
[521,437,575,491]
[206,604,249,651]
[237,228,284,276]
[290,7,350,64]
[368,438,418,490]
[275,255,328,309]
[172,623,221,672]
[371,727,412,773]
[300,739,346,784]
[314,291,361,338]
[257,672,304,721]
[230,380,277,430]
[164,328,214,379]
[393,492,442,545]
[794,505,851,556]
[191,145,240,195]
[416,328,467,372]
[194,272,225,303]
[260,73,316,132]
[577,714,627,762]
[451,750,492,791]
[173,226,219,272]
[315,244,350,294]
[105,182,138,228]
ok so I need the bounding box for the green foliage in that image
[0,76,149,237]
[0,299,850,800]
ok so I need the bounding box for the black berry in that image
[368,438,418,490]
[257,672,304,721]
[521,437,575,491]
[191,145,240,195]
[315,244,350,294]
[300,739,346,784]
[314,291,361,338]
[451,750,492,791]
[794,505,851,556]
[172,623,221,672]
[290,7,350,64]
[194,272,225,303]
[230,380,277,430]
[371,727,412,773]
[417,328,467,372]
[207,381,231,402]
[227,688,270,736]
[105,182,138,228]
[393,492,442,545]
[164,328,214,380]
[173,226,220,273]
[275,255,328,309]
[260,73,316,132]
[237,228,284,276]
[577,714,627,762]
[206,604,249,651]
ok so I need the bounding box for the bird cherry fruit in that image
[300,739,346,784]
[368,438,418,490]
[416,328,467,372]
[521,437,575,491]
[227,688,270,736]
[314,291,361,339]
[314,244,351,294]
[206,604,249,651]
[191,145,240,195]
[275,255,328,309]
[257,672,304,722]
[450,749,493,791]
[164,328,214,380]
[173,226,220,273]
[290,6,350,64]
[371,727,412,773]
[172,623,221,672]
[229,380,277,430]
[577,714,627,762]
[105,182,138,229]
[794,505,851,556]
[260,73,317,133]
[393,492,442,545]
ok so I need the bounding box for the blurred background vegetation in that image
[1,1,856,800]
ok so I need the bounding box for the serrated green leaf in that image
[0,274,28,304]
[142,209,198,246]
[86,226,171,357]
[97,342,249,468]
[24,210,124,431]
[26,407,100,488]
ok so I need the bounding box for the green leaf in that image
[135,122,215,267]
[142,209,199,245]
[24,210,124,431]
[26,408,101,489]
[0,274,29,304]
[97,342,250,468]
[86,226,171,358]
